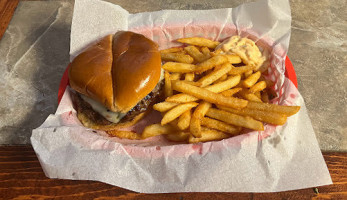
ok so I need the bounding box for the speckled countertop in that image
[0,0,346,151]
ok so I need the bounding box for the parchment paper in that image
[31,0,332,193]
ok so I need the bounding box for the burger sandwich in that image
[68,31,163,131]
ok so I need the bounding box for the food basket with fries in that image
[31,0,331,193]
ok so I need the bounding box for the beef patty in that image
[72,80,164,127]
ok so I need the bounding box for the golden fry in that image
[228,65,255,75]
[221,88,242,97]
[177,37,220,49]
[206,108,264,131]
[166,93,198,103]
[239,89,263,102]
[171,80,248,109]
[162,62,198,73]
[165,132,190,142]
[170,72,181,80]
[249,81,266,93]
[190,101,212,138]
[181,80,202,87]
[153,101,178,112]
[215,74,228,83]
[177,110,192,130]
[204,74,241,93]
[201,117,241,135]
[195,55,228,73]
[184,45,207,63]
[161,102,198,125]
[255,91,261,99]
[243,71,261,88]
[189,127,230,143]
[107,130,142,140]
[247,101,301,116]
[161,52,194,64]
[200,46,212,60]
[164,71,173,97]
[225,54,242,64]
[217,105,287,125]
[142,124,176,139]
[185,73,195,81]
[160,47,184,54]
[243,70,253,78]
[197,63,232,87]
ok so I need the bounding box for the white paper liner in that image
[31,0,332,193]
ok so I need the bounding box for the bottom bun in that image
[71,92,148,131]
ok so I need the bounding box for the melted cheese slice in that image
[80,95,126,123]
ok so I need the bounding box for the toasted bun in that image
[69,31,161,113]
[112,31,161,112]
[69,35,114,111]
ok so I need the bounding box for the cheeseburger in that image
[68,31,163,130]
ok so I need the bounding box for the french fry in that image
[177,37,220,49]
[153,102,178,112]
[217,105,288,125]
[246,101,301,116]
[164,71,173,97]
[107,130,142,140]
[200,46,211,60]
[239,89,263,102]
[171,80,248,109]
[142,124,176,139]
[206,108,264,130]
[169,118,180,130]
[225,54,242,64]
[249,81,266,93]
[185,73,195,81]
[243,71,261,88]
[166,93,198,103]
[215,74,228,83]
[197,63,232,87]
[255,91,262,99]
[228,65,255,75]
[165,131,190,142]
[188,127,229,143]
[184,45,207,63]
[161,52,194,64]
[177,110,192,130]
[162,62,198,73]
[190,101,212,138]
[181,80,202,87]
[221,88,242,97]
[204,75,241,93]
[170,72,181,80]
[244,70,253,78]
[160,47,184,54]
[195,55,228,73]
[201,117,242,135]
[161,102,198,125]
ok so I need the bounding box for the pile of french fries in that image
[140,36,300,143]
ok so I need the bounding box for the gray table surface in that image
[0,0,346,151]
